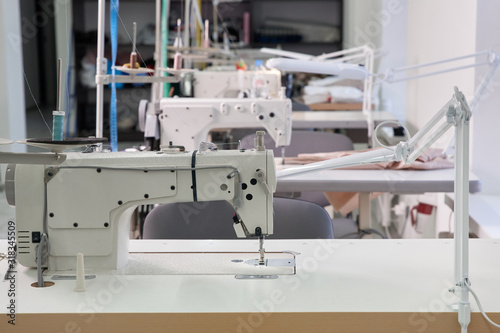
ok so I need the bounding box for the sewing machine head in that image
[157,97,292,150]
[192,70,282,99]
[5,146,276,271]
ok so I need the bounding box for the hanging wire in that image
[114,13,148,68]
[23,71,52,136]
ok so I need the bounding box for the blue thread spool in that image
[52,111,65,141]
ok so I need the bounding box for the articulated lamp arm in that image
[377,50,499,156]
[265,45,376,143]
[276,145,399,179]
[277,87,477,333]
[403,87,470,163]
[277,87,470,179]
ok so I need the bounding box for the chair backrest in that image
[291,101,312,111]
[240,130,354,157]
[142,197,334,239]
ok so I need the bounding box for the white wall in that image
[406,0,477,139]
[471,0,500,195]
[403,0,500,236]
[343,0,408,122]
[0,0,26,154]
[376,0,407,123]
[343,0,382,50]
[347,1,499,236]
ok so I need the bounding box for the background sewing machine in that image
[138,61,291,150]
[192,69,282,99]
[154,97,292,150]
[5,142,276,272]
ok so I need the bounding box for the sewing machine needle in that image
[259,236,265,265]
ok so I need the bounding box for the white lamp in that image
[377,49,500,157]
[0,138,13,145]
[264,44,376,144]
[277,87,476,333]
[266,58,369,80]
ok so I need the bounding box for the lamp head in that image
[266,58,369,80]
[0,138,14,145]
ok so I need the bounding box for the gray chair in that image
[240,130,354,207]
[291,101,312,111]
[240,130,360,239]
[142,197,334,239]
[240,130,354,158]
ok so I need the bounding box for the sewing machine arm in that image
[7,148,276,271]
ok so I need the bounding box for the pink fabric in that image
[283,148,453,213]
[284,148,454,170]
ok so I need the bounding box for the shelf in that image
[253,42,342,46]
[96,74,180,85]
[81,0,157,2]
[251,0,338,1]
[252,42,342,56]
[75,42,156,48]
[80,85,152,104]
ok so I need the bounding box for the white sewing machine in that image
[157,97,292,150]
[192,69,282,98]
[5,138,276,272]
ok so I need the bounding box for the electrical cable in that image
[37,182,52,287]
[384,225,392,239]
[23,71,52,136]
[465,282,500,328]
[339,228,387,239]
[191,150,198,202]
[36,238,43,287]
[338,232,359,239]
[36,233,49,287]
[358,228,387,239]
[374,120,411,151]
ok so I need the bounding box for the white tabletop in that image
[276,168,481,194]
[292,110,397,129]
[1,239,499,332]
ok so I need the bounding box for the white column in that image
[471,0,500,194]
[0,0,26,154]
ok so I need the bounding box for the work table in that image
[1,239,499,332]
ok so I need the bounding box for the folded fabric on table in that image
[283,148,453,214]
[284,147,453,170]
